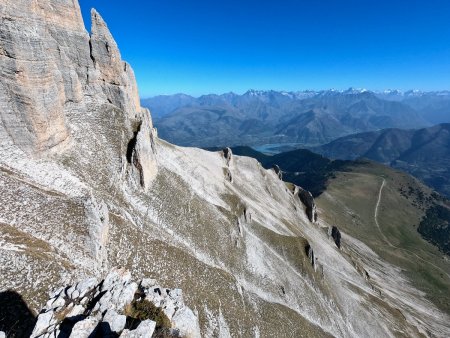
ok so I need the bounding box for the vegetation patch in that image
[418,204,450,255]
[317,164,450,315]
[124,298,171,330]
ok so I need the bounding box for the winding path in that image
[374,178,450,279]
[374,179,394,247]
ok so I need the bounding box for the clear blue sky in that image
[78,0,450,97]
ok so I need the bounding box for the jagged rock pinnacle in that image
[90,8,123,85]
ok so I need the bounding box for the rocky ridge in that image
[1,1,450,337]
[30,268,200,338]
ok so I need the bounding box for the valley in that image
[313,123,450,198]
[144,89,433,148]
[317,163,450,314]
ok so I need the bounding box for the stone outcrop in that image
[329,226,341,249]
[0,0,86,154]
[294,186,318,222]
[305,242,315,268]
[89,9,142,119]
[222,147,232,166]
[30,268,200,338]
[222,147,233,181]
[126,113,158,190]
[272,164,282,180]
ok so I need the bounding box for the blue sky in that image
[79,0,450,97]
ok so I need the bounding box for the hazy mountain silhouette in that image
[143,89,430,147]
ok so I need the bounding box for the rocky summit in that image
[1,1,450,338]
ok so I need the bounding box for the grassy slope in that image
[316,161,450,314]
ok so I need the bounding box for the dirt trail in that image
[374,178,450,279]
[374,179,394,247]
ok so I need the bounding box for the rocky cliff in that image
[1,1,450,337]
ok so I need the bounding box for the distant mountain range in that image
[376,90,450,125]
[142,89,450,148]
[313,123,450,198]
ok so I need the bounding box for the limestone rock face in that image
[0,0,86,154]
[90,9,123,86]
[0,0,157,188]
[30,268,200,338]
[90,9,141,118]
[69,317,100,338]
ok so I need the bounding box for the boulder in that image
[46,296,65,310]
[172,306,202,338]
[69,316,99,338]
[67,304,86,318]
[102,309,126,334]
[75,277,98,298]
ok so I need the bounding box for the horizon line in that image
[140,87,450,99]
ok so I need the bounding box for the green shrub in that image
[125,299,172,329]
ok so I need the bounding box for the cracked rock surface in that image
[30,268,200,338]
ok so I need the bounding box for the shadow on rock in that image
[0,290,36,338]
